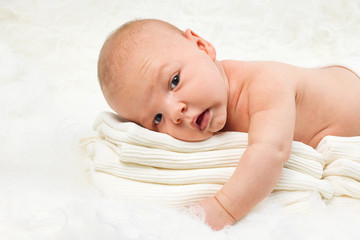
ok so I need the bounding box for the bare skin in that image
[201,60,360,229]
[98,19,360,230]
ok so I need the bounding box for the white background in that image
[1,0,360,239]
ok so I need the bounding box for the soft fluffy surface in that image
[1,0,360,239]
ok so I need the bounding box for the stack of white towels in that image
[81,112,360,213]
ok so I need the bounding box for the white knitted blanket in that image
[82,111,360,212]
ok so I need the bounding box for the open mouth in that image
[195,109,210,131]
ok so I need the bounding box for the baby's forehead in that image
[118,41,176,80]
[109,21,185,94]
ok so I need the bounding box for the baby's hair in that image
[97,20,134,94]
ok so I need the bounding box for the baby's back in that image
[223,60,360,148]
[291,64,360,147]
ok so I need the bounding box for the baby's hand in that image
[197,196,236,230]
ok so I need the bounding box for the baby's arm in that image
[199,72,296,230]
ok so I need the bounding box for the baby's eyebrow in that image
[138,57,163,83]
[142,60,166,86]
[156,62,169,80]
[137,110,154,131]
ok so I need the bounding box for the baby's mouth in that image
[195,109,210,131]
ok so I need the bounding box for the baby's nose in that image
[170,102,187,124]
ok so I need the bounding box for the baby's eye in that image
[154,113,162,125]
[170,75,180,90]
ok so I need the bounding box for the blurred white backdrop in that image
[1,0,360,239]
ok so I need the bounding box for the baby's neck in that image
[215,60,231,99]
[218,60,250,131]
[219,60,253,91]
[219,59,247,96]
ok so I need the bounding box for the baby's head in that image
[98,19,229,141]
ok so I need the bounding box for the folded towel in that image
[93,112,249,152]
[316,136,360,165]
[82,111,360,210]
[316,136,360,208]
[324,159,360,181]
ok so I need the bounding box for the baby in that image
[97,19,360,230]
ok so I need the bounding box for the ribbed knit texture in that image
[82,112,360,210]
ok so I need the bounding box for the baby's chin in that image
[171,119,227,142]
[171,132,214,142]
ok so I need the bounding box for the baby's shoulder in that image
[224,60,301,101]
[253,61,301,78]
[245,61,300,90]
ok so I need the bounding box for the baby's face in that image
[109,30,229,141]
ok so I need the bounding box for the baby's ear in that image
[185,29,216,61]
